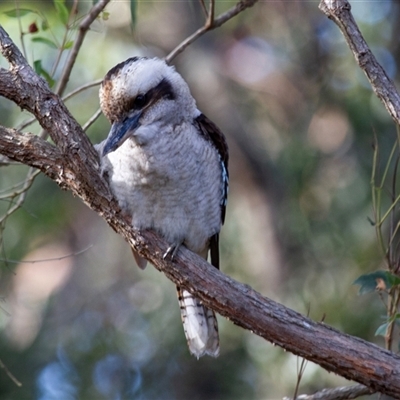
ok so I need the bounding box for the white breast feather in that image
[102,120,222,254]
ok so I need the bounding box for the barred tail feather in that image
[177,287,219,358]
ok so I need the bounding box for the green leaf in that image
[375,322,388,337]
[41,19,49,31]
[130,0,137,27]
[33,60,55,88]
[63,40,73,50]
[386,273,400,287]
[54,0,69,25]
[353,270,392,294]
[375,314,400,336]
[32,37,58,49]
[3,8,34,18]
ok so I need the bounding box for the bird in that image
[96,56,229,358]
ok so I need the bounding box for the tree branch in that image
[0,27,111,209]
[55,0,111,96]
[284,384,373,400]
[319,0,400,126]
[165,0,259,63]
[0,358,21,387]
[130,229,400,397]
[0,126,63,182]
[1,15,400,397]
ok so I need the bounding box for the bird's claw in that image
[163,242,182,260]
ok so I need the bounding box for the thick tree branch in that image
[0,126,63,182]
[319,0,400,126]
[1,18,400,397]
[0,27,112,210]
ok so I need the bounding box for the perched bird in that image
[97,56,229,358]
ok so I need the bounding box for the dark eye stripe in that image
[150,78,175,102]
[130,94,148,110]
[126,78,175,113]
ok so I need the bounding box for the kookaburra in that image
[96,56,229,358]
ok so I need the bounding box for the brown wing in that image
[195,113,229,224]
[195,114,229,270]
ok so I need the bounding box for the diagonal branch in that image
[0,27,110,206]
[165,0,259,63]
[319,0,400,126]
[55,0,111,96]
[135,229,400,397]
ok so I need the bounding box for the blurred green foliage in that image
[0,0,399,399]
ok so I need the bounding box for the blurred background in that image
[0,0,398,398]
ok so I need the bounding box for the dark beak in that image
[102,112,141,156]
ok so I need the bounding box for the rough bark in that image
[0,126,63,180]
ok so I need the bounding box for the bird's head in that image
[99,56,198,156]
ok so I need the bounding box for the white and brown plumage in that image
[97,57,228,358]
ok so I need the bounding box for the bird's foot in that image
[163,241,182,260]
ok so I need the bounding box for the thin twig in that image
[0,176,39,199]
[16,116,37,132]
[50,0,79,77]
[206,0,215,28]
[386,289,400,351]
[0,244,92,264]
[283,384,373,400]
[199,0,208,17]
[293,357,308,399]
[14,0,27,59]
[293,304,312,399]
[55,0,111,96]
[388,152,399,267]
[0,168,40,225]
[82,108,102,132]
[165,0,258,63]
[62,78,102,102]
[0,358,22,387]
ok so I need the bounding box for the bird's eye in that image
[132,94,147,109]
